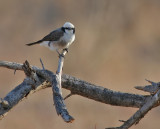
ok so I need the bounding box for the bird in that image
[26,22,75,55]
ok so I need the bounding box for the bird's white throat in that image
[62,30,75,44]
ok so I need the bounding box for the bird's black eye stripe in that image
[61,27,75,33]
[65,27,74,30]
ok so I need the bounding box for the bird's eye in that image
[65,27,73,30]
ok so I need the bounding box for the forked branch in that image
[0,60,160,129]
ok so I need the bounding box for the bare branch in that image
[106,81,160,129]
[52,49,74,123]
[1,60,160,129]
[0,61,149,108]
[135,79,160,95]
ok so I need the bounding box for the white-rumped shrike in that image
[26,22,75,54]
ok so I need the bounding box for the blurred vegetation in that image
[1,0,160,129]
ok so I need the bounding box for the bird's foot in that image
[63,48,69,53]
[59,53,65,58]
[56,49,63,58]
[56,49,66,58]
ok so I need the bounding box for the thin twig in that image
[64,93,74,100]
[14,69,16,75]
[40,58,45,70]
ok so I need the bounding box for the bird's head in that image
[62,22,75,34]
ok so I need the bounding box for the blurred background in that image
[1,0,160,129]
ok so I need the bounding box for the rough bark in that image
[0,60,160,129]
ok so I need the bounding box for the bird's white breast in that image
[61,31,75,48]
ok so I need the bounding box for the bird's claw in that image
[63,48,69,53]
[58,53,65,58]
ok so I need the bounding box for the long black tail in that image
[26,40,43,46]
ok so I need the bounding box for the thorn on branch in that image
[145,79,160,87]
[14,69,16,75]
[119,120,126,123]
[64,92,75,100]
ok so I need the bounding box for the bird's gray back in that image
[42,28,64,41]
